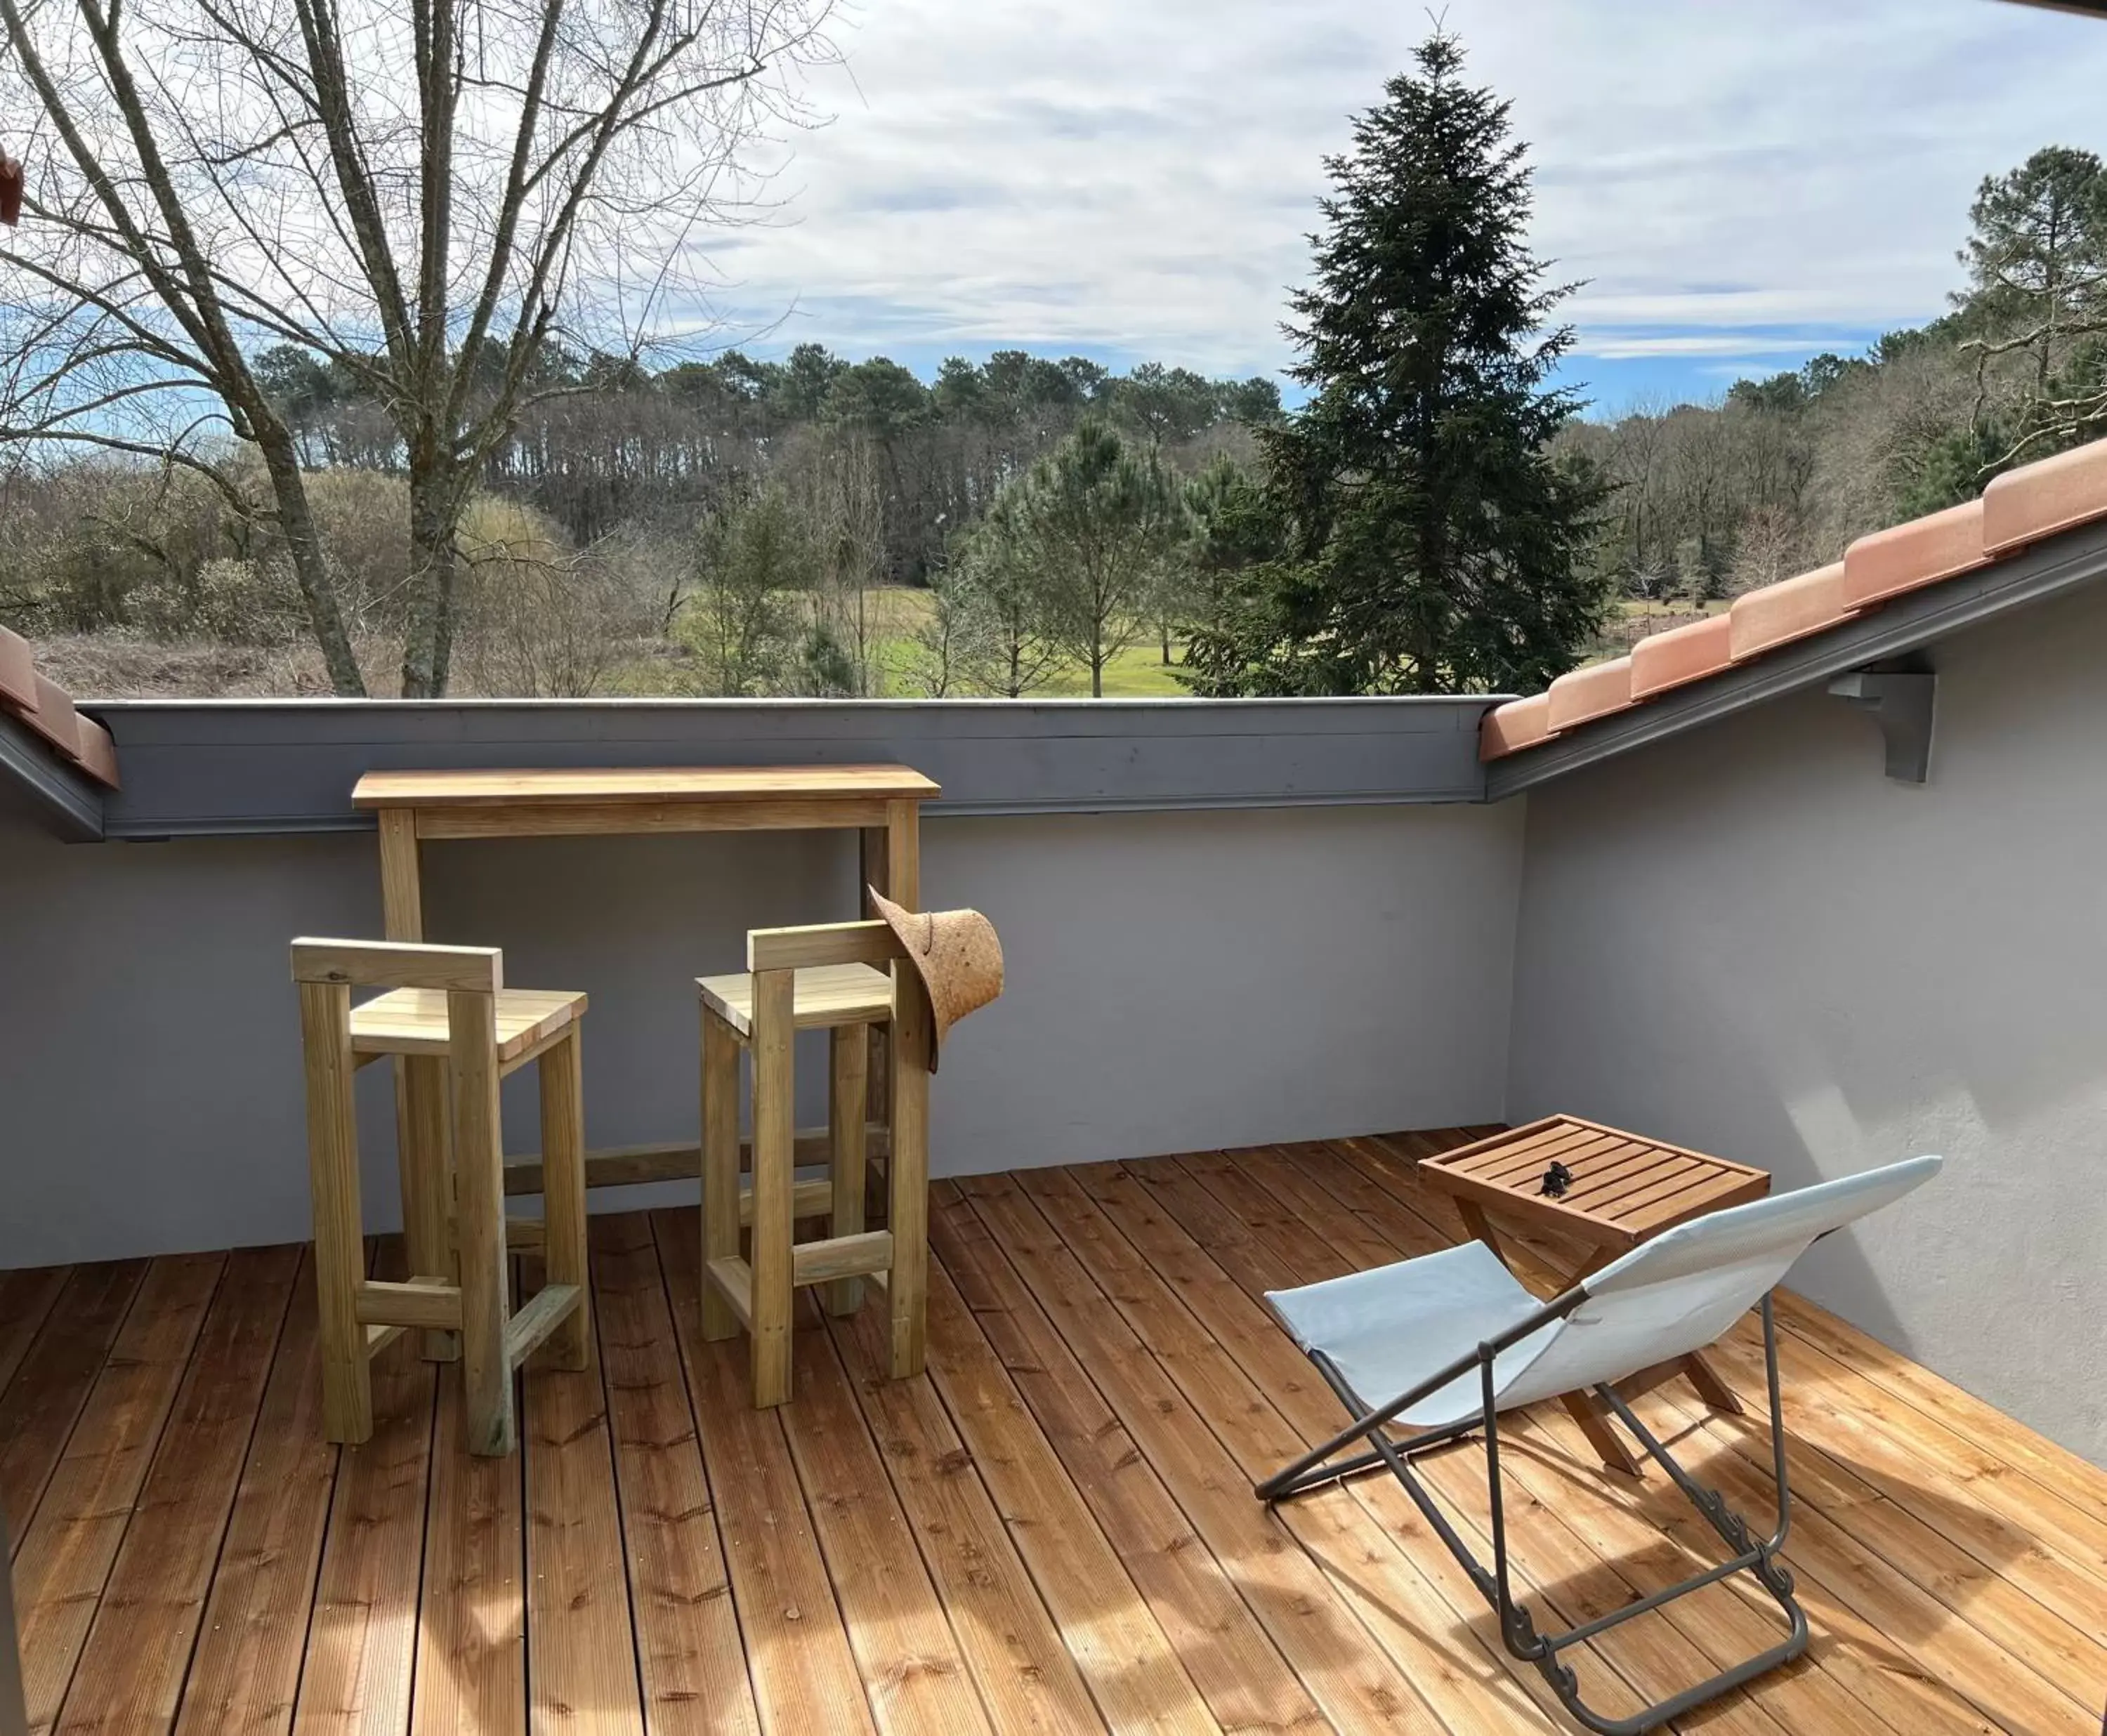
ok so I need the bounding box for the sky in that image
[686,0,2107,416]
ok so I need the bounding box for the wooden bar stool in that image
[291,938,591,1456]
[697,919,932,1407]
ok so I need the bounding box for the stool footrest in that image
[356,1277,463,1331]
[792,1230,893,1289]
[740,1177,834,1225]
[504,1282,584,1367]
[706,1256,754,1329]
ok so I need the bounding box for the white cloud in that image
[685,0,2107,396]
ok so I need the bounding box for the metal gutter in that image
[1486,516,2107,800]
[87,695,1495,839]
[0,711,105,841]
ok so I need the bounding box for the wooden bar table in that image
[349,763,940,1195]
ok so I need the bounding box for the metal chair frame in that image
[1258,1290,1806,1736]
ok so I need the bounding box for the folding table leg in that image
[1679,1351,1746,1414]
[1561,1391,1646,1479]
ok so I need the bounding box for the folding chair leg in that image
[1262,1298,1809,1735]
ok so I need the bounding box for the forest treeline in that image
[0,345,1279,697]
[1,29,2102,700]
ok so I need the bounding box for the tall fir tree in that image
[1184,31,1609,697]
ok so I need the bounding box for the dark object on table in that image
[1540,1159,1573,1199]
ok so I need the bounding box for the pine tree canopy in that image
[1184,29,1610,698]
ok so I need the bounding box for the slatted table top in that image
[1418,1115,1770,1250]
[353,763,940,808]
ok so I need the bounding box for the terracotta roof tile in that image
[73,716,122,789]
[1728,561,1852,661]
[1983,440,2107,554]
[0,628,122,790]
[1545,655,1633,731]
[1476,433,2107,765]
[0,625,37,711]
[1842,499,1989,609]
[1630,612,1733,699]
[26,671,83,760]
[1479,692,1556,760]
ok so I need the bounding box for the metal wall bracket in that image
[1827,670,1936,784]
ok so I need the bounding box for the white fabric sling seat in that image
[1256,1155,1942,1736]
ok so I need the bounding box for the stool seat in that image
[352,987,587,1065]
[696,962,890,1039]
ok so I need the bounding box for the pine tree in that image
[1185,30,1608,697]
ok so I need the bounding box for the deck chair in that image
[1256,1155,1942,1736]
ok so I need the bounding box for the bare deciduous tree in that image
[0,0,832,693]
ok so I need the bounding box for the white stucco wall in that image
[1507,580,2107,1464]
[0,800,1524,1268]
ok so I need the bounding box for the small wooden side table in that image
[1419,1115,1771,1476]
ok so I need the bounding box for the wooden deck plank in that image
[929,1184,1320,1736]
[777,1306,996,1734]
[1030,1160,1621,1735]
[293,1240,437,1736]
[173,1247,337,1736]
[12,1252,224,1734]
[0,1261,149,1552]
[1772,1290,2107,1511]
[410,1372,527,1735]
[524,1332,645,1734]
[0,1269,70,1397]
[957,1171,1501,1734]
[586,1214,759,1736]
[910,1239,1224,1736]
[650,1209,877,1736]
[1095,1154,1733,1736]
[55,1244,298,1736]
[6,1131,2104,1736]
[826,1292,1111,1734]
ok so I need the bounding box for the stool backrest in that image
[1491,1155,1942,1413]
[291,938,504,993]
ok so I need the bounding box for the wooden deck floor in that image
[6,1129,2107,1735]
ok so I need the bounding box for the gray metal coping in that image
[0,710,105,841]
[84,696,1498,839]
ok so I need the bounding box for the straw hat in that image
[867,886,1004,1071]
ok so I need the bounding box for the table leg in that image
[884,798,921,909]
[379,804,441,1358]
[1465,1206,1647,1477]
[886,958,932,1381]
[377,808,424,942]
[1455,1199,1509,1266]
[861,828,893,1143]
[1678,1351,1747,1415]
